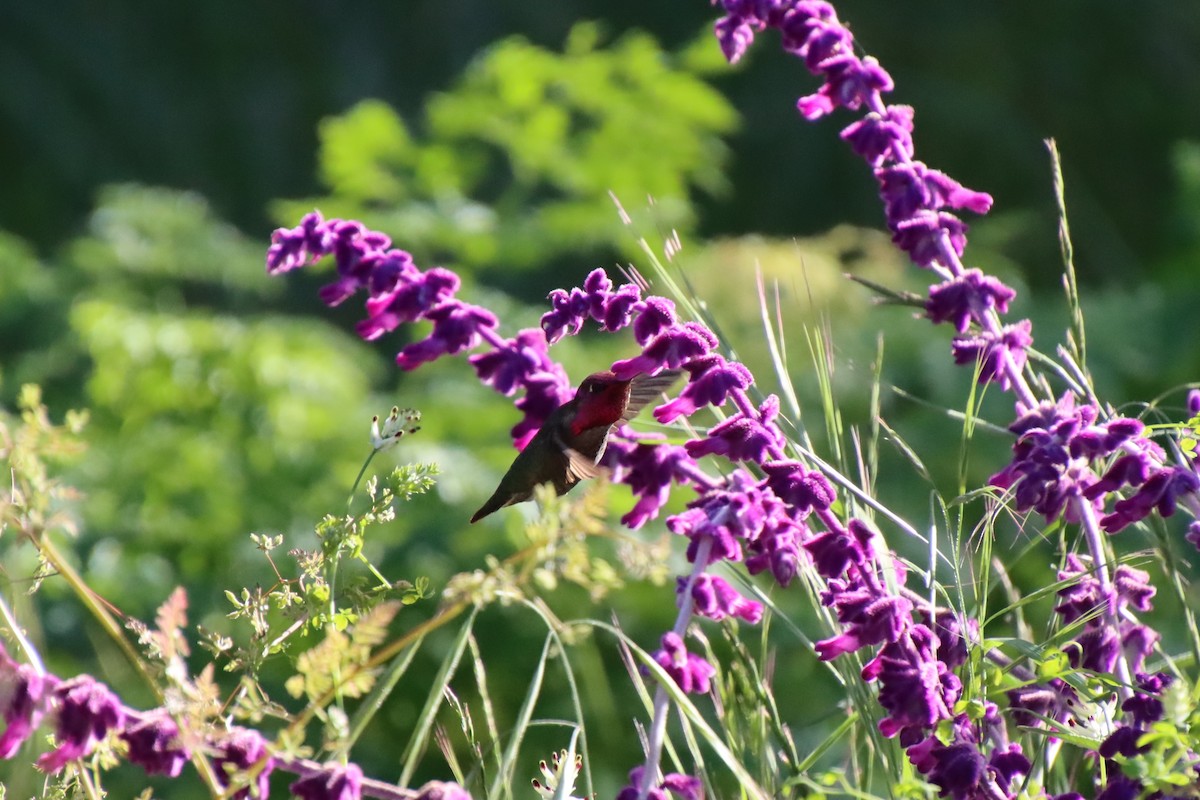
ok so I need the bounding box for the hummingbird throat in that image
[568,382,630,436]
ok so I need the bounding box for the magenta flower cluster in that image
[0,642,470,800]
[707,0,1200,797]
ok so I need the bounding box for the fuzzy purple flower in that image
[988,743,1031,793]
[684,394,786,463]
[815,581,913,660]
[633,296,679,345]
[841,104,915,166]
[796,55,892,119]
[540,268,645,343]
[950,320,1032,390]
[0,645,53,759]
[714,13,756,63]
[925,741,986,800]
[394,301,498,370]
[877,162,993,226]
[610,442,696,529]
[291,762,363,800]
[926,269,1017,333]
[890,209,969,268]
[652,632,715,695]
[36,675,126,772]
[744,511,805,587]
[1100,465,1200,533]
[358,264,459,340]
[469,328,561,397]
[684,574,763,623]
[1055,555,1155,624]
[616,767,702,800]
[653,355,752,423]
[121,709,189,777]
[920,609,977,671]
[990,394,1162,524]
[213,727,276,800]
[762,459,836,514]
[1054,555,1160,673]
[611,322,719,380]
[862,625,959,738]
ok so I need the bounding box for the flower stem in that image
[637,533,714,800]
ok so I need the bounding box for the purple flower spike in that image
[926,269,1017,333]
[602,283,643,331]
[357,265,459,340]
[291,762,364,800]
[951,319,1033,391]
[878,163,992,223]
[395,301,498,370]
[469,328,557,396]
[891,209,969,268]
[763,459,836,513]
[797,55,893,120]
[213,727,276,800]
[121,709,189,777]
[541,286,591,343]
[685,394,785,463]
[715,14,757,64]
[841,105,915,167]
[653,355,753,423]
[816,584,913,659]
[611,322,718,380]
[1100,465,1200,533]
[652,632,715,695]
[684,574,763,623]
[36,675,126,772]
[266,211,335,275]
[0,645,53,759]
[612,443,695,529]
[863,626,959,738]
[633,296,679,346]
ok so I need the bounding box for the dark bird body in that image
[469,369,682,523]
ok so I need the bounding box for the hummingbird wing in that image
[551,425,610,484]
[620,369,684,423]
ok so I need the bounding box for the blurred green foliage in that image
[273,22,736,291]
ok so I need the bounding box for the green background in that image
[2,1,1200,797]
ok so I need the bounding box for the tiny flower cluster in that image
[0,642,470,800]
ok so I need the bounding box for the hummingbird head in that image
[567,371,633,435]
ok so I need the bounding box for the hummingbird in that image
[469,369,682,523]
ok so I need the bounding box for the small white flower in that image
[370,407,421,452]
[531,748,585,800]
